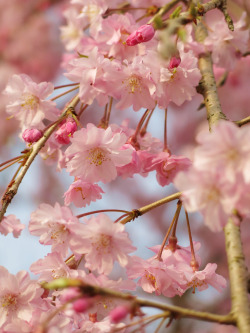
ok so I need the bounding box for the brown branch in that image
[224,219,250,333]
[0,95,80,221]
[120,192,181,224]
[235,116,250,127]
[43,278,235,326]
[195,21,227,131]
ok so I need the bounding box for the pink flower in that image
[55,118,77,145]
[97,13,142,61]
[70,214,136,274]
[126,24,155,46]
[0,215,25,238]
[64,179,104,207]
[22,128,42,143]
[65,124,133,183]
[29,202,80,257]
[3,74,59,129]
[65,47,121,106]
[150,242,202,269]
[60,7,86,51]
[204,11,249,69]
[194,121,250,183]
[157,48,201,107]
[145,151,191,186]
[110,55,157,111]
[30,252,82,281]
[126,256,185,297]
[174,167,240,232]
[184,263,227,293]
[0,266,43,326]
[76,317,121,333]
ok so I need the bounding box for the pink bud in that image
[168,56,181,70]
[73,297,93,313]
[126,25,155,46]
[61,287,80,303]
[109,305,130,323]
[22,128,42,143]
[55,119,77,145]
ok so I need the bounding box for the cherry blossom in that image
[126,256,186,297]
[64,179,104,207]
[65,123,133,183]
[183,263,227,293]
[3,74,59,129]
[69,214,136,274]
[204,10,249,70]
[156,48,201,107]
[55,118,78,145]
[0,214,25,238]
[65,47,121,106]
[144,151,191,186]
[0,266,44,327]
[60,7,86,51]
[194,121,250,183]
[174,167,240,232]
[30,252,84,281]
[29,202,80,257]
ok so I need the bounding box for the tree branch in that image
[224,219,250,333]
[235,116,250,127]
[195,22,227,131]
[43,278,236,326]
[120,192,181,224]
[0,95,80,221]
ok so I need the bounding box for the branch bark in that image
[195,21,227,131]
[120,192,181,224]
[224,219,250,333]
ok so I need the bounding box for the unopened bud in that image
[126,25,155,46]
[168,56,181,70]
[22,128,42,143]
[110,305,130,323]
[73,297,94,313]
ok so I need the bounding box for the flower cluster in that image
[175,121,250,231]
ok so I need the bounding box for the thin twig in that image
[0,95,80,221]
[120,192,181,224]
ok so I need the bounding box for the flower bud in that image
[22,128,42,143]
[73,297,93,313]
[109,305,130,323]
[168,56,181,70]
[126,25,155,46]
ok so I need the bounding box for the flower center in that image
[94,234,112,254]
[145,271,157,289]
[75,187,86,200]
[52,268,67,279]
[21,93,39,110]
[1,294,18,312]
[187,278,206,294]
[82,5,101,21]
[87,148,109,166]
[48,223,67,243]
[124,75,142,94]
